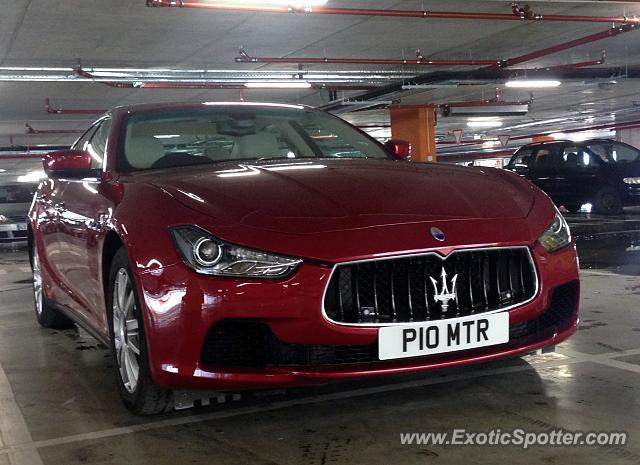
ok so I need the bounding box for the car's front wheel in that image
[593,187,623,215]
[108,247,173,415]
[32,244,74,329]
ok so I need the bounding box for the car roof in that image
[518,138,616,149]
[109,101,312,115]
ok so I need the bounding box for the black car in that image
[505,139,640,214]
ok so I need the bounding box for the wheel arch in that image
[102,229,125,300]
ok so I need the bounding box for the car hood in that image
[139,159,535,236]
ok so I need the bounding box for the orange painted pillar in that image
[389,105,437,162]
[532,135,554,143]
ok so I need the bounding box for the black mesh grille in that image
[324,248,537,324]
[199,282,577,369]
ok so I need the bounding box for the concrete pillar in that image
[617,128,640,148]
[389,105,437,162]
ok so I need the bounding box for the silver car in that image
[0,156,45,243]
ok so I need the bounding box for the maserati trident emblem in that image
[430,267,458,313]
[430,227,446,242]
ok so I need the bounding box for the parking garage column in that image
[617,128,640,148]
[389,105,437,162]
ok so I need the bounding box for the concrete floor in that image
[0,212,639,465]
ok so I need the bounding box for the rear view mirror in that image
[384,139,411,160]
[43,150,95,179]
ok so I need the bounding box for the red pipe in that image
[438,119,640,147]
[492,24,637,69]
[0,154,47,159]
[73,68,376,91]
[236,47,606,71]
[236,50,497,67]
[542,57,605,71]
[146,1,640,24]
[45,98,105,115]
[442,100,530,108]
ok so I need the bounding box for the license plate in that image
[378,313,509,360]
[16,223,27,231]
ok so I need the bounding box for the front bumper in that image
[136,242,580,390]
[623,184,640,203]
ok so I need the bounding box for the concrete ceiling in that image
[1,0,640,149]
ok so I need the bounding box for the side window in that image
[532,147,557,170]
[87,118,112,169]
[560,146,593,169]
[508,148,534,173]
[609,142,640,163]
[585,143,609,162]
[72,125,98,152]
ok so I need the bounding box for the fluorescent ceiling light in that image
[467,121,503,128]
[244,81,312,89]
[505,79,561,88]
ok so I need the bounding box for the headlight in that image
[0,214,7,223]
[623,177,640,185]
[170,226,302,278]
[537,208,571,253]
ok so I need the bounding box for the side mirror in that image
[384,139,411,160]
[43,150,96,179]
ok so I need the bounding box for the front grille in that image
[199,281,578,369]
[324,247,537,324]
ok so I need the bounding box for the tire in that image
[32,243,74,329]
[107,247,173,415]
[593,187,623,215]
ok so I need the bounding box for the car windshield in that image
[120,105,390,171]
[584,141,640,164]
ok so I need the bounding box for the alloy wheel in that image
[112,269,141,394]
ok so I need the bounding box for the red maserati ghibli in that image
[29,102,579,414]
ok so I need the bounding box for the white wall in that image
[617,128,640,149]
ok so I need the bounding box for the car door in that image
[554,144,604,206]
[528,145,562,202]
[506,147,535,178]
[36,126,98,309]
[54,118,114,330]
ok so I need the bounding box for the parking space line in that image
[2,353,596,454]
[0,363,44,465]
[0,347,638,457]
[594,358,640,374]
[0,271,6,276]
